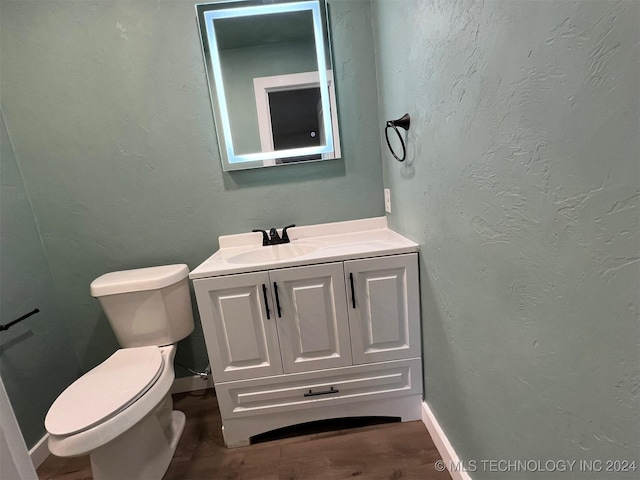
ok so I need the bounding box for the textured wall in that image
[0,112,81,448]
[372,0,639,477]
[0,0,382,375]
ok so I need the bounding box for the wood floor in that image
[37,389,452,480]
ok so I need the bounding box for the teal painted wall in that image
[0,0,382,385]
[372,0,639,477]
[6,0,635,466]
[0,111,81,448]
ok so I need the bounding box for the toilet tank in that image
[90,265,194,348]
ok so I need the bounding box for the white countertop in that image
[189,217,418,279]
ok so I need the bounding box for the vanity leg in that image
[221,425,251,448]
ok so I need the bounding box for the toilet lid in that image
[45,346,164,436]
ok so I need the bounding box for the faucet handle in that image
[282,224,296,243]
[252,229,269,246]
[269,227,282,244]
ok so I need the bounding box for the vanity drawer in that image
[215,358,422,419]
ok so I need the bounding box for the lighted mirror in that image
[196,0,340,171]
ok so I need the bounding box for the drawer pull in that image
[303,386,339,397]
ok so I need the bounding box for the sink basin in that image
[227,243,317,264]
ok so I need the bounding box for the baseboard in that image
[170,374,214,394]
[29,433,50,469]
[421,401,473,480]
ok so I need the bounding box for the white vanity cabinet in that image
[345,254,420,365]
[194,262,352,382]
[190,218,423,447]
[270,262,352,374]
[193,271,283,382]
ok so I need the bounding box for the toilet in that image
[45,264,195,480]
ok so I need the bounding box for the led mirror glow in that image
[196,0,340,171]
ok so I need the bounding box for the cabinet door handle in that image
[349,272,356,309]
[273,282,282,318]
[261,284,270,320]
[303,386,339,397]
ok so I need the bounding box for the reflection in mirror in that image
[196,0,341,171]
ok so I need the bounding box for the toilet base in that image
[90,395,186,480]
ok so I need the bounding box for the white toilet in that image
[45,264,195,480]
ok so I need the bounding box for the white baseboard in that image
[170,374,214,394]
[421,401,472,480]
[29,433,50,469]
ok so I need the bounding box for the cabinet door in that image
[345,254,420,364]
[270,263,352,373]
[193,272,283,382]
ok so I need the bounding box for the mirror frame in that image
[196,0,338,171]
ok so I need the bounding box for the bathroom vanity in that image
[190,218,423,447]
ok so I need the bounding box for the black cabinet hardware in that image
[273,282,282,317]
[262,284,270,320]
[349,272,356,309]
[303,386,339,397]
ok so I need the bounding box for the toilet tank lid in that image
[91,264,189,297]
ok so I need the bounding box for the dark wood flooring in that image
[37,389,452,480]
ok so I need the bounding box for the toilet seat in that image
[47,345,177,459]
[45,346,164,436]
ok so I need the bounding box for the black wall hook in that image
[385,113,410,162]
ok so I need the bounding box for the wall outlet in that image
[384,188,391,213]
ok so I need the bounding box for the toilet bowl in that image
[46,345,183,479]
[44,264,195,480]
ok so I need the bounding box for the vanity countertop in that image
[189,217,418,279]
